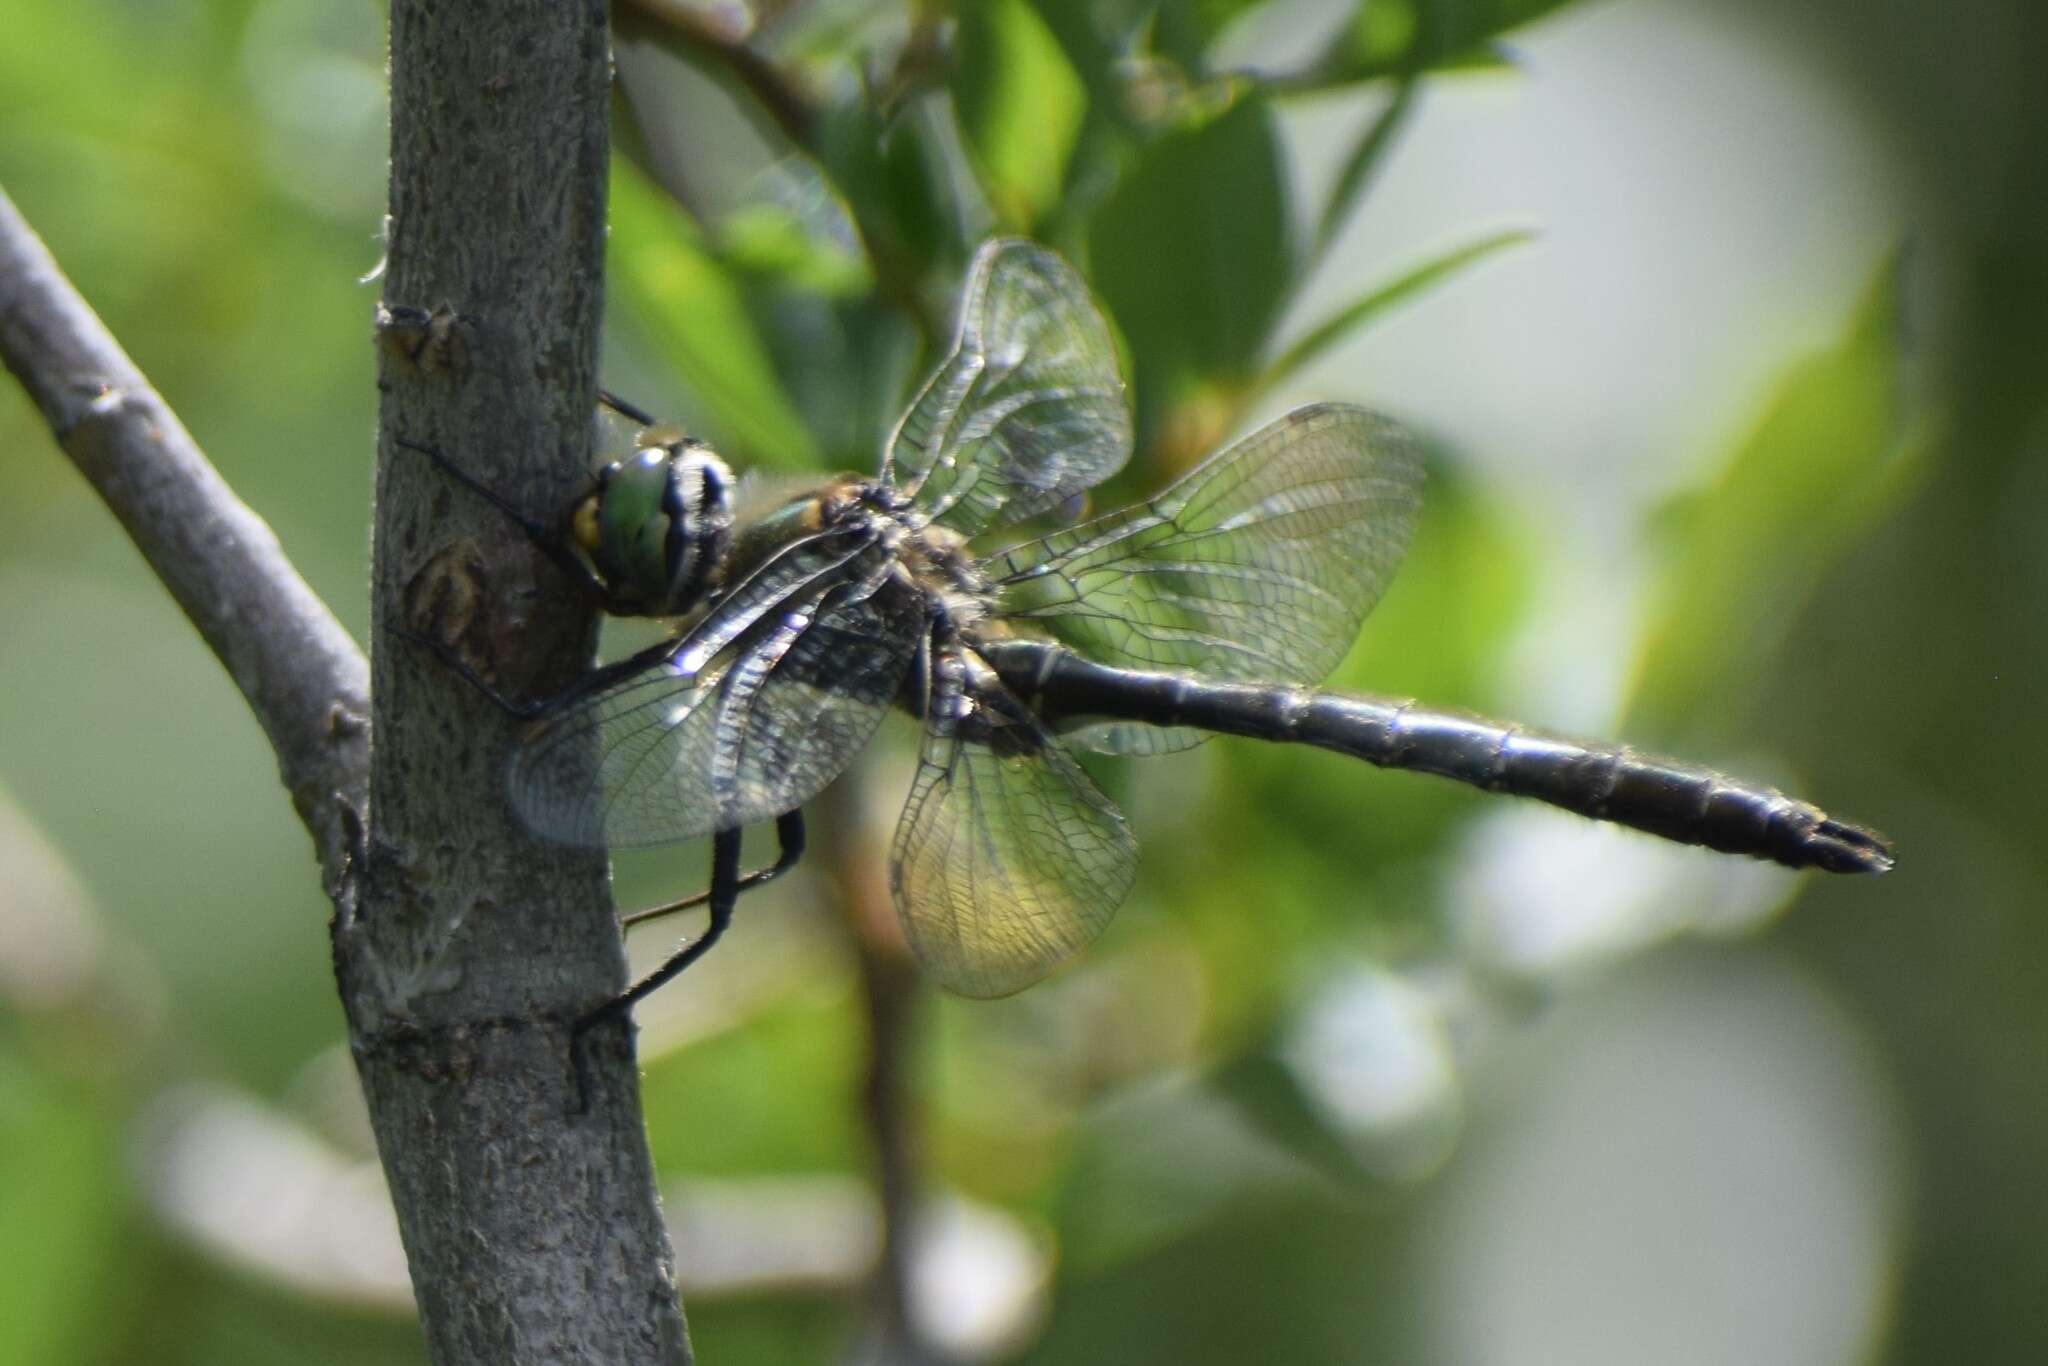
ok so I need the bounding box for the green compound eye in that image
[589,442,733,616]
[569,490,604,560]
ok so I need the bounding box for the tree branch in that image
[340,2,694,1363]
[821,781,938,1363]
[619,0,818,150]
[0,183,369,902]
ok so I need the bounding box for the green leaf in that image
[1206,1051,1373,1189]
[1034,0,1261,87]
[608,163,820,468]
[1625,252,1926,742]
[951,0,1089,229]
[814,95,972,310]
[1087,95,1293,441]
[1259,226,1535,397]
[1312,77,1418,261]
[717,201,872,298]
[0,1057,133,1366]
[1308,0,1582,84]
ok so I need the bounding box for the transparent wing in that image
[508,533,918,847]
[982,404,1423,753]
[885,238,1131,537]
[889,654,1137,999]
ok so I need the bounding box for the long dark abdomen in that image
[983,641,1892,875]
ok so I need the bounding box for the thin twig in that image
[858,941,924,1349]
[819,778,937,1362]
[620,0,818,149]
[0,183,370,898]
[615,1,942,346]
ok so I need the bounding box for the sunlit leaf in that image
[952,0,1088,229]
[718,202,872,298]
[1626,252,1924,742]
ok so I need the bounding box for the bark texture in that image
[344,3,692,1362]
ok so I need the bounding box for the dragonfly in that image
[404,237,1892,1060]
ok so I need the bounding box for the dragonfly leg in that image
[597,388,658,426]
[618,812,806,930]
[391,435,611,602]
[569,826,745,1114]
[384,622,549,721]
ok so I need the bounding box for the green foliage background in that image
[1,0,2042,1363]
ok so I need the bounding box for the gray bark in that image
[5,1,693,1358]
[345,1,692,1363]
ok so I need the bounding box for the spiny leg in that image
[598,388,658,426]
[385,623,548,720]
[390,434,611,601]
[570,825,744,1113]
[619,812,806,930]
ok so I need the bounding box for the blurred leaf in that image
[1196,455,1535,937]
[718,202,872,298]
[0,1055,133,1366]
[1087,95,1293,443]
[612,19,791,227]
[1037,1,1337,89]
[1029,0,1136,119]
[1626,252,1923,743]
[1308,0,1581,83]
[1206,1051,1372,1188]
[1311,77,1417,261]
[815,95,977,308]
[1148,0,1280,72]
[951,0,1088,229]
[639,993,865,1176]
[609,163,820,468]
[1057,1076,1323,1274]
[1259,226,1535,397]
[687,1298,853,1366]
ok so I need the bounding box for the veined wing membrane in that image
[886,238,1130,537]
[509,530,915,847]
[983,404,1422,752]
[889,655,1137,998]
[708,570,922,822]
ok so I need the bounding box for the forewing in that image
[885,238,1130,536]
[889,663,1137,999]
[986,402,1423,697]
[508,533,913,847]
[709,575,922,824]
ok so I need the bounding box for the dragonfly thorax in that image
[571,437,735,617]
[889,505,996,636]
[789,477,995,635]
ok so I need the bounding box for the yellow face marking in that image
[570,494,602,556]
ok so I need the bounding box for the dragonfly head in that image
[572,434,735,616]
